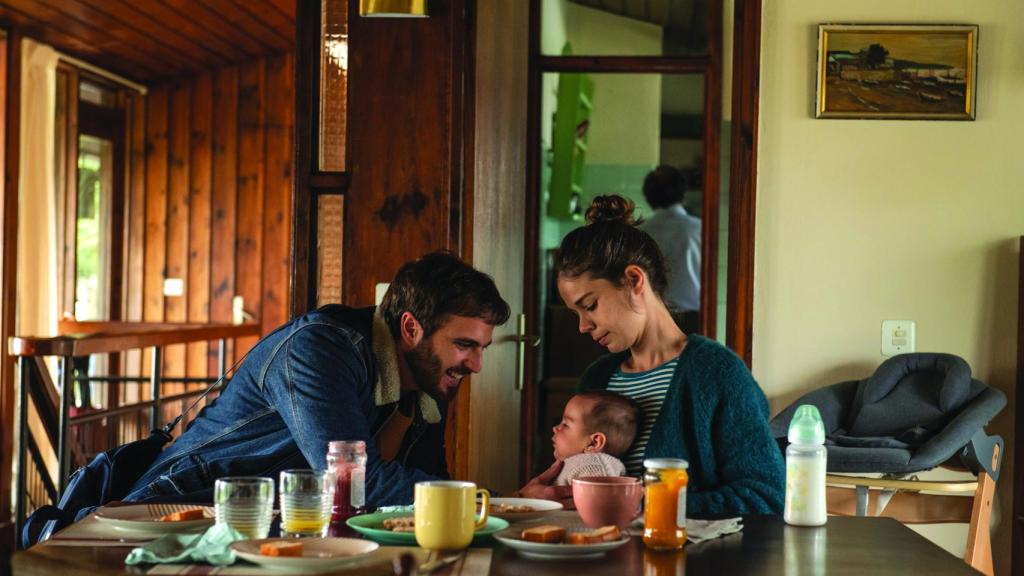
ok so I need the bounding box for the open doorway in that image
[523,0,728,479]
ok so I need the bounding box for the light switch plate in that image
[375,283,390,306]
[163,278,184,297]
[881,320,915,356]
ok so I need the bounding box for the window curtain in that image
[17,38,59,338]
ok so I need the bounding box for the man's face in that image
[404,315,494,401]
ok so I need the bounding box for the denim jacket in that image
[124,305,449,507]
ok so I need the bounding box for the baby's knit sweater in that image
[554,452,627,486]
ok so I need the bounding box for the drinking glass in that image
[280,469,336,538]
[214,477,275,539]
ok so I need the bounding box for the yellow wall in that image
[756,1,1024,572]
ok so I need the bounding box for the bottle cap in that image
[643,458,689,470]
[787,405,825,445]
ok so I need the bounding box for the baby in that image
[552,391,639,486]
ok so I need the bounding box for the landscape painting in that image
[816,24,978,120]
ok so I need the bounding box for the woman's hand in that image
[516,460,575,509]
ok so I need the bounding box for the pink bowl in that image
[571,476,643,528]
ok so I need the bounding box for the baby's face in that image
[551,396,596,460]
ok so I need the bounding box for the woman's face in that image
[557,270,645,353]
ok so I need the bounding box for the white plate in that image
[93,504,215,534]
[494,532,631,560]
[231,538,380,573]
[485,497,563,521]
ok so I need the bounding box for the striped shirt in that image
[607,357,679,477]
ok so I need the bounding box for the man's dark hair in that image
[642,165,687,210]
[575,391,641,458]
[380,251,511,339]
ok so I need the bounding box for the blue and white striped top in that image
[607,356,679,477]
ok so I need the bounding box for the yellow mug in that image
[414,481,489,550]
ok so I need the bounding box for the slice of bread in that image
[521,525,566,544]
[159,508,205,522]
[566,525,621,544]
[259,541,304,557]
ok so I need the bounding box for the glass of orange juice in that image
[642,458,689,550]
[279,469,336,538]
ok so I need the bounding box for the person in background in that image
[519,195,783,516]
[124,251,509,508]
[640,165,702,334]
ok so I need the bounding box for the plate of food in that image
[494,525,630,560]
[93,503,215,534]
[231,538,380,573]
[484,497,563,521]
[346,511,509,546]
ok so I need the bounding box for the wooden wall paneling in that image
[209,68,238,366]
[261,54,293,335]
[164,81,190,387]
[143,86,169,384]
[344,5,460,305]
[188,73,213,382]
[235,60,266,357]
[0,30,14,522]
[124,92,146,384]
[209,67,239,374]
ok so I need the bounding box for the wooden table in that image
[13,515,978,575]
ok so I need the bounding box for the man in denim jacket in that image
[124,252,509,507]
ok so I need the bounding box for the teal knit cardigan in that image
[578,334,785,516]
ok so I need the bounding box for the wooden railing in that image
[10,321,261,536]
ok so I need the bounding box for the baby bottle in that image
[784,405,827,526]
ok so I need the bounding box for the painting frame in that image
[816,24,978,120]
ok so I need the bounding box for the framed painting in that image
[816,24,978,120]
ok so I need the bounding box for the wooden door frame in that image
[0,28,18,523]
[520,0,762,482]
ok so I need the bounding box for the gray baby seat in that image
[770,353,1005,574]
[771,353,1005,478]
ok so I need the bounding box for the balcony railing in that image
[10,321,261,535]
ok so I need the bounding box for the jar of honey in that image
[643,458,689,550]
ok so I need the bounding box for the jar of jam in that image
[643,458,689,550]
[326,440,367,537]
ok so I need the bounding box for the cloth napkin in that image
[124,523,245,566]
[685,518,743,544]
[628,516,743,544]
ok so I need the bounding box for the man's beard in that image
[404,339,456,401]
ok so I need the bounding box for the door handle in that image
[514,313,541,391]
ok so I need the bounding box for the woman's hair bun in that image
[585,195,639,226]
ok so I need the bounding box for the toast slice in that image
[259,541,304,557]
[566,525,621,544]
[521,525,566,544]
[159,508,205,522]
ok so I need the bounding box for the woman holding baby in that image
[519,195,784,516]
